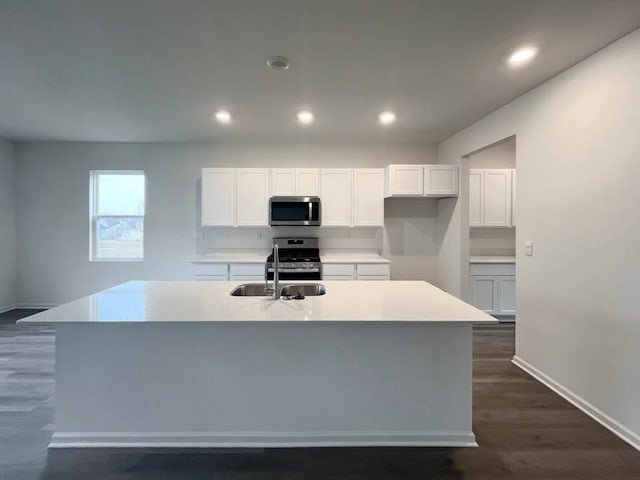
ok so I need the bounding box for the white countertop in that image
[191,252,390,264]
[20,280,495,324]
[469,256,516,264]
[320,253,390,264]
[191,252,269,264]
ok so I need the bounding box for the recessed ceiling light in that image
[508,46,537,67]
[378,111,397,125]
[297,110,314,125]
[214,110,232,124]
[267,55,291,71]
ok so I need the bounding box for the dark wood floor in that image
[1,310,639,479]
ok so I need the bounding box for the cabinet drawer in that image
[357,275,390,281]
[322,263,356,276]
[356,264,390,276]
[230,275,265,282]
[469,263,515,276]
[323,275,355,281]
[194,275,228,281]
[229,263,265,276]
[192,263,228,276]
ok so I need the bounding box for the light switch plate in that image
[524,240,534,256]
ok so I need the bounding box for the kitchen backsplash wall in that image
[469,228,516,256]
[201,227,381,253]
[15,141,439,304]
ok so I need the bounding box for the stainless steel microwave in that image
[269,196,321,226]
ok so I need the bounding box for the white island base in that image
[21,281,495,449]
[53,322,474,448]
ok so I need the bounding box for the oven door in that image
[269,197,320,226]
[267,269,322,281]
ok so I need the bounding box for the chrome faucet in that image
[265,244,281,299]
[272,244,280,299]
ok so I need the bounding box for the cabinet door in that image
[484,170,512,227]
[201,168,236,226]
[470,275,499,314]
[320,169,353,226]
[469,170,483,227]
[353,169,384,226]
[499,276,516,314]
[236,169,270,226]
[270,169,296,196]
[295,169,320,196]
[386,165,424,196]
[424,165,458,197]
[511,170,516,227]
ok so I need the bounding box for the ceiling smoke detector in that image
[266,55,291,71]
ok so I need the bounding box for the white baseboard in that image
[49,431,478,449]
[512,355,640,452]
[0,304,17,314]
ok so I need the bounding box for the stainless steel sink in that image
[280,283,326,298]
[229,283,326,297]
[229,284,272,297]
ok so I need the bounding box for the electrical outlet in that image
[524,240,534,256]
[256,231,262,240]
[192,231,204,240]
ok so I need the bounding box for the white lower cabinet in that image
[192,263,229,281]
[470,276,499,313]
[323,263,390,281]
[229,263,264,282]
[498,276,516,314]
[469,263,516,316]
[192,263,266,282]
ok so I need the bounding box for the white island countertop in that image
[20,280,495,324]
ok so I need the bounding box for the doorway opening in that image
[463,136,516,323]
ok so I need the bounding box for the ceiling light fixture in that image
[267,55,291,71]
[214,110,232,124]
[378,111,397,125]
[508,46,537,67]
[297,110,314,125]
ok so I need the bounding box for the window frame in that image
[89,170,146,262]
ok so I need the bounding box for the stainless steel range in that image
[266,237,322,281]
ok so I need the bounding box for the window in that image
[90,171,145,261]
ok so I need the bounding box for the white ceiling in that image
[1,0,639,143]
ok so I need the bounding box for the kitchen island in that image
[21,280,495,448]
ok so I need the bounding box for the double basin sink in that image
[230,283,326,298]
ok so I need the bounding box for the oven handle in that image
[267,268,321,273]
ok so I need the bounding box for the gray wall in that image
[438,29,640,447]
[0,139,17,311]
[15,142,438,304]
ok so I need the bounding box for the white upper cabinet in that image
[353,169,384,226]
[320,169,353,226]
[424,165,458,197]
[469,169,514,228]
[385,165,424,197]
[202,168,236,226]
[511,170,517,227]
[270,168,320,196]
[295,169,320,196]
[484,170,512,227]
[385,164,458,198]
[270,169,296,196]
[469,170,483,227]
[236,169,270,226]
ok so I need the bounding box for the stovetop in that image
[266,248,321,263]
